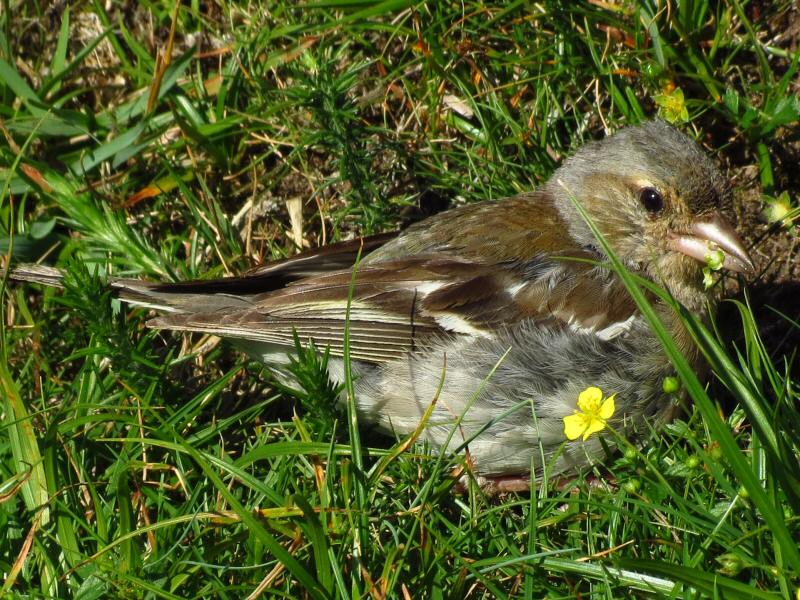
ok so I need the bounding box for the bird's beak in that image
[668,212,755,275]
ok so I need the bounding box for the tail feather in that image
[110,279,255,313]
[8,264,65,288]
[9,264,256,314]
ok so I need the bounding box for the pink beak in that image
[668,213,755,275]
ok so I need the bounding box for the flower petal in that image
[600,395,616,420]
[577,387,603,412]
[582,417,607,441]
[564,413,588,440]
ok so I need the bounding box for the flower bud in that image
[716,553,745,577]
[662,376,680,394]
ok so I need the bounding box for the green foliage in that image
[1,0,798,597]
[279,333,345,438]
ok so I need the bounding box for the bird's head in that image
[550,120,753,308]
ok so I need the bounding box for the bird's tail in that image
[7,264,254,315]
[8,264,66,289]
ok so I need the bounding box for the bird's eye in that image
[639,187,665,214]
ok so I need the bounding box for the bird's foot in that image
[454,472,616,495]
[453,474,533,495]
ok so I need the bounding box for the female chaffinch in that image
[13,120,753,486]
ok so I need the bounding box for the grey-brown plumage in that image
[11,120,753,479]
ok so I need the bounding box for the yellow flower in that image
[762,191,796,229]
[563,387,616,441]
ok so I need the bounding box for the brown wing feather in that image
[106,233,398,313]
[242,232,398,284]
[148,254,640,363]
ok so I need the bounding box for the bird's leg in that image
[452,474,534,495]
[479,475,535,494]
[455,472,616,495]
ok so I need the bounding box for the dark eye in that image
[639,187,665,214]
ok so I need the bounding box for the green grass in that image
[2,1,799,597]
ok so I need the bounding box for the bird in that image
[11,120,754,489]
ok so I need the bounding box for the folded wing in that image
[144,253,639,363]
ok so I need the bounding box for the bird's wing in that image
[146,253,639,363]
[108,233,398,314]
[241,232,398,285]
